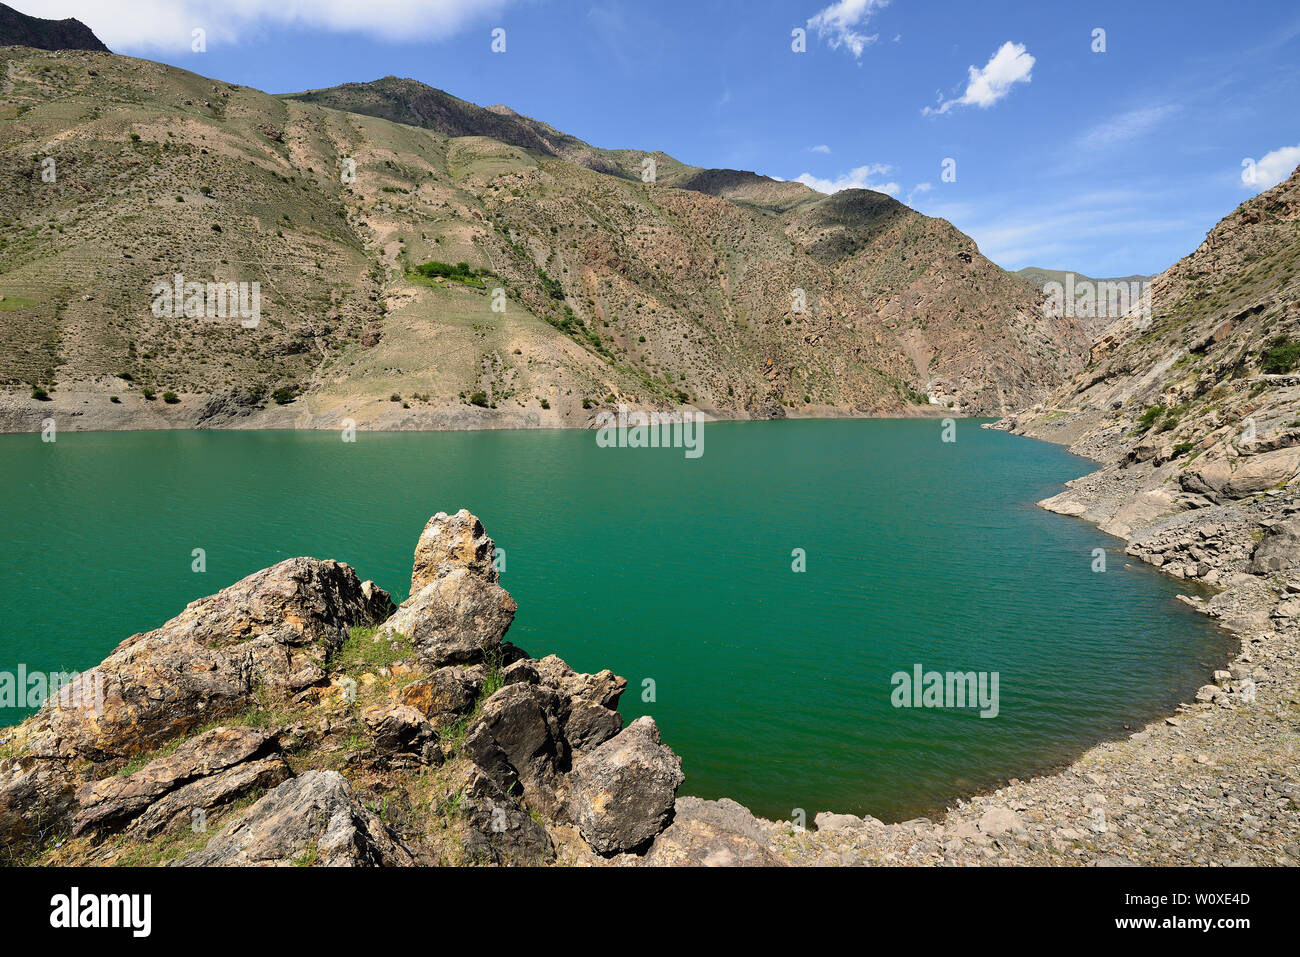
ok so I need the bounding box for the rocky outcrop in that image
[0,3,109,51]
[381,512,516,668]
[411,509,499,593]
[176,771,415,867]
[0,558,393,853]
[24,557,393,762]
[0,510,685,866]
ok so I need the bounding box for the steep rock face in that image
[996,164,1300,542]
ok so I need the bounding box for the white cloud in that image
[923,187,1203,271]
[1242,143,1300,192]
[795,163,899,195]
[810,144,832,154]
[923,41,1035,116]
[1077,105,1180,150]
[905,182,931,205]
[10,0,519,50]
[807,0,889,58]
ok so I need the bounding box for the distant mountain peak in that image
[0,2,108,52]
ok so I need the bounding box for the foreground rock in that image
[177,771,414,866]
[1,510,685,866]
[568,716,684,854]
[0,558,393,852]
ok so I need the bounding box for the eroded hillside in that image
[0,49,1088,432]
[998,163,1300,540]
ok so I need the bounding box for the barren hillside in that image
[0,49,1088,432]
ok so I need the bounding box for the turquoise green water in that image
[0,419,1232,821]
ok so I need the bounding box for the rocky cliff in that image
[926,164,1300,866]
[0,49,1087,433]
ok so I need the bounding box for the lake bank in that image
[0,385,951,435]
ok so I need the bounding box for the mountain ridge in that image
[0,2,108,53]
[0,48,1088,432]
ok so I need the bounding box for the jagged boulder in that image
[646,797,783,866]
[397,665,483,726]
[73,727,289,837]
[504,655,626,753]
[567,716,684,855]
[459,653,628,820]
[456,767,555,866]
[1250,516,1300,574]
[361,703,441,764]
[461,683,570,814]
[381,568,517,667]
[176,771,414,866]
[381,513,515,667]
[411,509,499,593]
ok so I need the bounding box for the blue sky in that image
[18,0,1300,276]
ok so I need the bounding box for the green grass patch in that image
[333,625,412,675]
[1261,337,1300,374]
[408,260,485,287]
